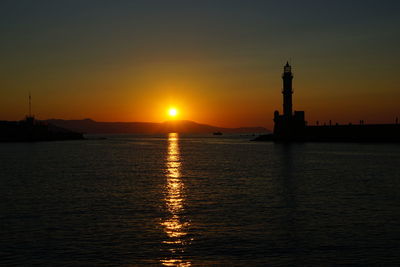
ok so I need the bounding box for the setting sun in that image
[168,108,178,118]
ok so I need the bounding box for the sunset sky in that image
[1,0,399,128]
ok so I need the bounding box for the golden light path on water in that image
[161,133,191,267]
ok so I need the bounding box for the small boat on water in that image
[213,132,222,136]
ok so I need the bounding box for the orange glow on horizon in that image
[4,61,399,130]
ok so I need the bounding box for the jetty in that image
[254,62,400,142]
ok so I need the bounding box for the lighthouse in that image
[273,62,306,140]
[282,62,293,118]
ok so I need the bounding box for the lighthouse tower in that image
[273,62,305,141]
[282,62,293,117]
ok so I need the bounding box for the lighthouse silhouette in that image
[273,62,306,141]
[282,62,293,117]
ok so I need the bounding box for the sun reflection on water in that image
[161,133,191,267]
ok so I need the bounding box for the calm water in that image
[1,134,399,266]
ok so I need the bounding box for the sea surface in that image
[1,134,399,266]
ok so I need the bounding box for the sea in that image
[1,134,399,266]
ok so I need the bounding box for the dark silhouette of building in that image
[273,62,306,141]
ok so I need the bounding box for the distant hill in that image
[45,119,269,134]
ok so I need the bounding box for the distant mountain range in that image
[45,119,269,134]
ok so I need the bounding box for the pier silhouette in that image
[255,62,400,142]
[0,94,84,142]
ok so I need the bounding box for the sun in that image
[168,108,178,118]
